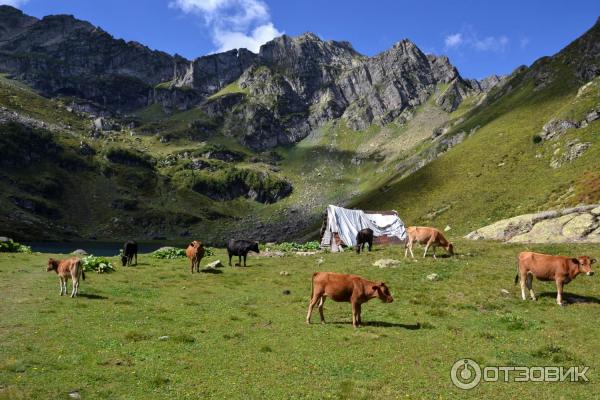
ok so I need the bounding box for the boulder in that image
[205,260,224,269]
[426,273,440,281]
[373,259,402,268]
[72,249,88,256]
[467,205,600,243]
[0,236,12,242]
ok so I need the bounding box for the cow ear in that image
[572,258,580,265]
[591,258,597,265]
[372,285,380,292]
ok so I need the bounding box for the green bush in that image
[82,255,115,273]
[151,246,215,259]
[0,239,32,253]
[151,247,187,259]
[272,241,321,252]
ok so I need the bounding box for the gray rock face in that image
[466,205,600,243]
[0,6,482,150]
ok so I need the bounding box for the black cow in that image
[227,239,260,267]
[121,240,138,266]
[356,228,374,254]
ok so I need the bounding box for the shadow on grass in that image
[200,268,223,274]
[78,293,108,300]
[538,292,600,304]
[330,321,422,329]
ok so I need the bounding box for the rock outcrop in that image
[0,6,501,150]
[466,205,600,243]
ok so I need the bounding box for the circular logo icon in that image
[451,359,481,390]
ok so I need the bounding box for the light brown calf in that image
[186,240,205,273]
[47,257,85,297]
[405,226,454,259]
[306,272,393,328]
[516,251,596,306]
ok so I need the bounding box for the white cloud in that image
[169,0,283,53]
[0,0,29,7]
[444,33,463,48]
[520,37,530,49]
[444,27,509,53]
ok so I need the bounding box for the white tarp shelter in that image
[320,205,407,252]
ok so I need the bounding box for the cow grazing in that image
[405,226,454,259]
[516,251,596,306]
[227,239,260,267]
[306,272,393,328]
[47,257,85,297]
[186,240,205,273]
[121,240,138,267]
[356,228,374,254]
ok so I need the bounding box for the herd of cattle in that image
[45,225,596,327]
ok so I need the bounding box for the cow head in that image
[46,258,58,272]
[251,241,260,254]
[121,255,128,266]
[447,242,455,256]
[373,282,394,303]
[575,256,596,276]
[189,240,201,248]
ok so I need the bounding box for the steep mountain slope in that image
[0,6,596,244]
[354,17,600,235]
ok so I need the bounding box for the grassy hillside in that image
[1,241,599,399]
[354,23,600,234]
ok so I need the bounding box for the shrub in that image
[81,255,115,273]
[151,247,186,259]
[0,239,32,253]
[273,241,321,252]
[532,134,543,144]
[151,246,215,259]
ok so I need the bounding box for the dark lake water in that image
[23,241,186,256]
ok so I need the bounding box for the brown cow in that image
[306,272,393,328]
[186,240,205,273]
[405,226,454,259]
[47,257,85,297]
[516,251,596,306]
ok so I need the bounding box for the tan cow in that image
[306,272,393,328]
[405,226,454,259]
[516,251,596,306]
[47,257,85,297]
[186,240,205,273]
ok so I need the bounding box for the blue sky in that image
[5,0,600,79]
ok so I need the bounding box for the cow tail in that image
[80,260,85,281]
[514,259,519,285]
[310,272,317,297]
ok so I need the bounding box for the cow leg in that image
[351,302,360,328]
[368,240,372,252]
[228,254,232,267]
[526,274,536,300]
[190,259,194,274]
[356,303,362,326]
[59,277,64,296]
[306,295,321,324]
[423,242,430,258]
[432,246,437,260]
[318,297,326,324]
[134,253,138,266]
[71,278,77,298]
[556,280,564,306]
[519,272,527,300]
[243,255,247,267]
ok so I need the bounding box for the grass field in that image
[1,240,599,399]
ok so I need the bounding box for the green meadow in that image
[1,240,599,399]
